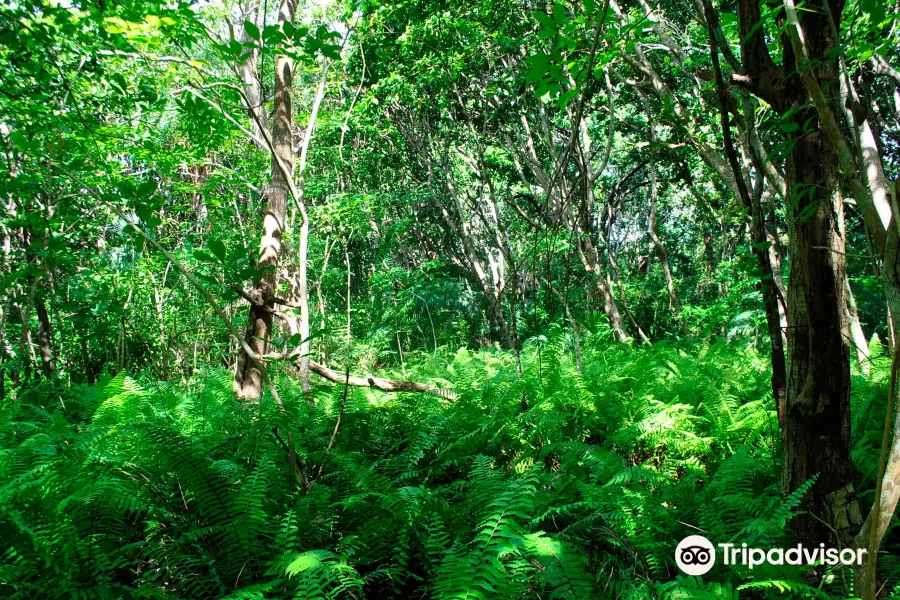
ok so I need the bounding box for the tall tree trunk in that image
[845,275,870,374]
[576,236,628,343]
[287,60,335,392]
[607,247,652,344]
[454,86,523,371]
[35,298,54,377]
[399,119,515,351]
[639,102,681,318]
[15,304,33,382]
[0,305,18,391]
[777,0,863,550]
[646,153,681,315]
[148,266,171,379]
[782,105,861,548]
[570,109,629,344]
[855,181,900,599]
[239,1,268,151]
[705,9,788,432]
[234,0,297,401]
[720,0,862,547]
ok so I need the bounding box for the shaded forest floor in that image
[2,332,898,599]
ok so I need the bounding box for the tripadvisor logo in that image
[676,535,716,575]
[675,535,867,576]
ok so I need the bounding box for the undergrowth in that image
[1,329,897,599]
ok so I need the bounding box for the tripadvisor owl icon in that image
[675,535,716,576]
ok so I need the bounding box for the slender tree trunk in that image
[80,335,93,385]
[570,112,628,343]
[506,269,523,374]
[855,181,900,599]
[646,161,681,315]
[117,286,132,374]
[316,237,338,363]
[706,29,788,431]
[239,1,268,151]
[607,247,651,344]
[282,57,335,393]
[845,275,870,374]
[16,304,33,381]
[0,305,17,391]
[149,267,170,379]
[639,90,680,316]
[880,228,900,345]
[35,298,54,377]
[234,0,297,401]
[404,124,515,350]
[576,236,628,343]
[455,87,523,370]
[546,276,583,374]
[855,371,900,597]
[765,203,789,350]
[751,185,789,426]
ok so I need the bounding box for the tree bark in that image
[35,298,54,377]
[284,59,333,393]
[645,129,681,315]
[855,181,900,599]
[772,0,900,584]
[705,5,788,431]
[395,115,515,350]
[845,275,870,374]
[782,137,861,546]
[454,86,523,371]
[234,0,298,401]
[778,0,863,551]
[576,235,628,343]
[307,360,455,398]
[238,1,268,151]
[637,89,680,315]
[720,0,864,549]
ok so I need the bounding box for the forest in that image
[2,0,900,597]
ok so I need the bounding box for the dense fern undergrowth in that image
[2,330,898,599]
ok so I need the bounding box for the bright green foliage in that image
[2,0,900,597]
[2,331,895,599]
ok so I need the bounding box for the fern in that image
[1,339,889,599]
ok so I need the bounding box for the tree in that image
[233,0,299,401]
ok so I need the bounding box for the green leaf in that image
[208,239,227,262]
[861,0,886,24]
[552,2,567,25]
[525,65,546,85]
[193,249,215,263]
[8,130,29,152]
[535,82,561,98]
[137,180,157,197]
[286,551,331,576]
[262,24,281,40]
[535,11,556,30]
[719,13,737,27]
[243,20,261,41]
[321,44,342,60]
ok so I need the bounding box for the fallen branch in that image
[308,360,457,399]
